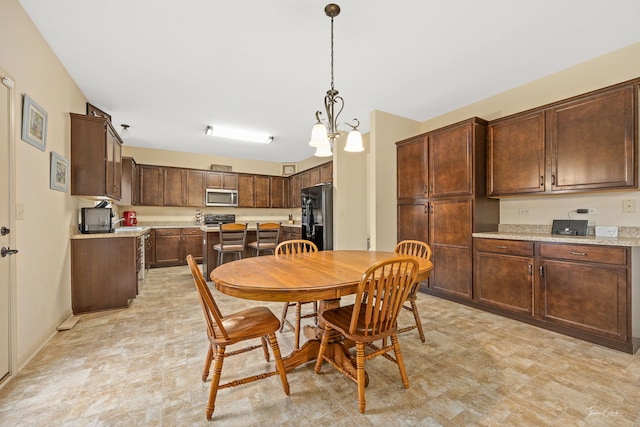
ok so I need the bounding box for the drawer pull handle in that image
[569,251,587,256]
[496,245,508,249]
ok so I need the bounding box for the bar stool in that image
[248,222,281,256]
[213,223,247,265]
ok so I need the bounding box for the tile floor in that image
[1,265,639,426]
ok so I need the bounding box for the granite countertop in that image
[473,224,640,247]
[70,226,152,240]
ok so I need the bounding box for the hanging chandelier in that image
[309,3,364,157]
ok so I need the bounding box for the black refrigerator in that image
[301,183,333,250]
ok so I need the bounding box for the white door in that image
[0,71,14,381]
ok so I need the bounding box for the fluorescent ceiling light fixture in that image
[205,125,273,144]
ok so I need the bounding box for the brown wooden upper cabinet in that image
[138,165,164,206]
[206,171,238,189]
[270,176,289,208]
[488,82,637,197]
[237,174,271,208]
[70,113,123,200]
[163,167,204,207]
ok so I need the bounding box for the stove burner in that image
[204,214,236,225]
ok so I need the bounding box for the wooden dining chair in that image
[314,257,419,414]
[394,239,432,342]
[187,255,290,420]
[213,222,247,265]
[275,239,319,350]
[248,222,281,256]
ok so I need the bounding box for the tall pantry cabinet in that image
[396,117,499,300]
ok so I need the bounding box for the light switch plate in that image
[595,226,618,237]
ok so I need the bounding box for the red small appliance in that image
[123,211,137,226]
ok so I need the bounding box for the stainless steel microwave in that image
[206,188,238,207]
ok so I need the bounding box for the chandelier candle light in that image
[309,3,364,157]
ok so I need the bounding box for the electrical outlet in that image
[518,209,530,215]
[623,199,636,213]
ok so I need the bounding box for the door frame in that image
[0,68,17,387]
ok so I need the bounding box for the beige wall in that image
[1,0,87,371]
[367,111,421,251]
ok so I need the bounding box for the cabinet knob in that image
[540,176,544,187]
[496,245,508,249]
[569,251,587,256]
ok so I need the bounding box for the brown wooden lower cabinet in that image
[152,227,203,267]
[71,236,139,314]
[473,238,636,353]
[281,225,301,241]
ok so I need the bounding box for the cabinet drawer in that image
[474,238,533,257]
[182,227,202,235]
[539,243,627,266]
[154,228,181,236]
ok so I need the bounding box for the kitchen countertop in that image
[71,220,300,239]
[473,224,640,247]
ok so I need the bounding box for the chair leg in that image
[356,342,366,414]
[267,332,290,396]
[294,303,302,350]
[260,336,270,362]
[314,325,332,373]
[202,344,214,381]
[279,302,290,332]
[206,344,226,420]
[312,301,318,325]
[409,297,426,343]
[391,334,410,389]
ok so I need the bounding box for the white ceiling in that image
[19,0,640,163]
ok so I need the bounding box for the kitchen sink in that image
[114,227,147,233]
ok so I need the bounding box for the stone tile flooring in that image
[1,265,639,426]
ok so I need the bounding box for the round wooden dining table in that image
[211,250,433,371]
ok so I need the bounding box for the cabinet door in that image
[222,173,238,189]
[139,165,164,206]
[153,229,182,265]
[185,170,204,207]
[206,171,222,188]
[538,259,627,340]
[429,123,472,197]
[163,168,183,206]
[237,175,255,207]
[270,176,288,208]
[320,162,333,183]
[474,241,534,315]
[254,175,271,208]
[397,202,428,244]
[183,228,203,263]
[488,112,545,196]
[397,136,427,200]
[290,174,301,208]
[548,86,636,192]
[429,198,472,299]
[121,157,138,206]
[105,125,122,200]
[308,167,321,187]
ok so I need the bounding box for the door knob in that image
[1,247,18,257]
[1,226,9,236]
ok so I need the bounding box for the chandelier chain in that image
[330,16,334,91]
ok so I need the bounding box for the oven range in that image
[204,214,236,225]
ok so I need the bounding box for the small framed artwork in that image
[21,94,48,151]
[282,164,296,176]
[50,152,69,192]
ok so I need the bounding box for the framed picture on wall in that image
[21,94,48,151]
[282,164,296,176]
[50,152,69,192]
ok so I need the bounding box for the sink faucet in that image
[112,218,125,227]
